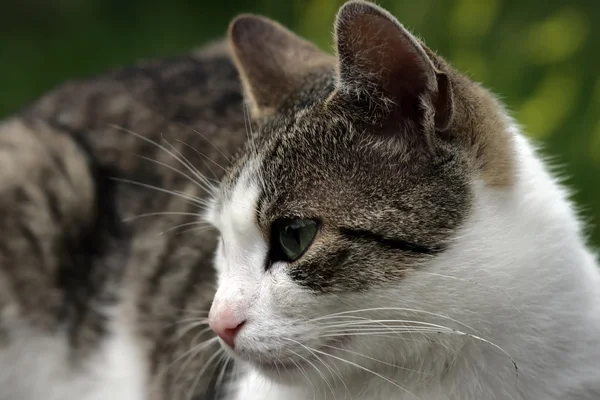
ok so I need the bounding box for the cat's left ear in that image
[333,0,453,132]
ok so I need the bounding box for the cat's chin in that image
[227,349,314,379]
[228,336,351,383]
[248,358,308,381]
[245,355,337,386]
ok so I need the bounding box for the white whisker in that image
[286,339,421,400]
[161,135,217,194]
[320,319,459,332]
[175,226,212,236]
[174,323,212,343]
[312,307,479,334]
[111,177,207,209]
[318,328,449,337]
[186,347,224,400]
[288,348,337,400]
[174,138,228,173]
[188,127,232,165]
[294,341,351,400]
[214,353,232,397]
[153,336,219,386]
[175,336,219,383]
[136,154,215,193]
[318,327,518,375]
[176,316,210,325]
[290,357,317,400]
[159,221,211,235]
[314,314,421,342]
[321,344,428,375]
[173,225,214,236]
[111,125,216,195]
[123,211,204,222]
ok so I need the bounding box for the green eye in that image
[270,219,319,262]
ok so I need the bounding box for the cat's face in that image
[206,0,514,384]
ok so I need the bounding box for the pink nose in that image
[209,309,246,348]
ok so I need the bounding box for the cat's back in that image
[0,40,246,400]
[25,39,244,181]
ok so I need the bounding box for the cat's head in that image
[206,0,515,384]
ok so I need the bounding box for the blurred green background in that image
[2,0,599,246]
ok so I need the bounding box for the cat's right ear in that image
[228,15,334,118]
[332,0,454,133]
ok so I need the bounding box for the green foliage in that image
[1,0,599,246]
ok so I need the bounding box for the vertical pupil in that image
[286,225,301,247]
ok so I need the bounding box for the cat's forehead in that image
[257,110,356,183]
[214,110,347,219]
[240,111,470,227]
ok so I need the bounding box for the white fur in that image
[0,311,148,400]
[208,124,600,400]
[209,164,270,322]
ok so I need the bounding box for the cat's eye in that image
[270,219,319,263]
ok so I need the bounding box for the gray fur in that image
[0,41,245,399]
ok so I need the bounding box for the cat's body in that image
[0,42,243,400]
[1,1,600,400]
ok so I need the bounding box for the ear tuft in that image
[228,14,333,118]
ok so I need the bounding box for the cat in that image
[0,1,599,400]
[0,41,242,399]
[206,1,600,399]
